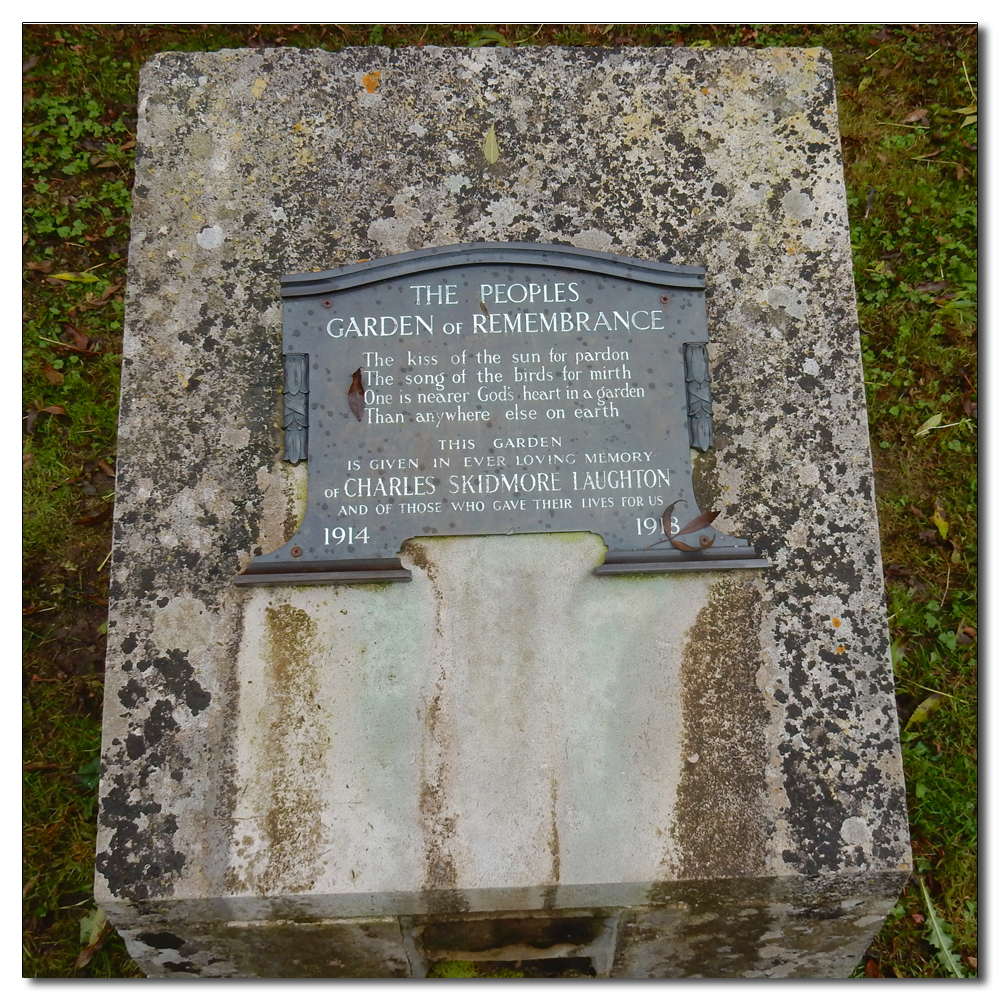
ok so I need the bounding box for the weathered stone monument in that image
[97,46,910,977]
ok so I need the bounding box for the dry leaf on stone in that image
[675,510,719,536]
[670,534,716,553]
[659,500,682,538]
[483,124,501,165]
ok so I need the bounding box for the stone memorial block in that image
[97,45,910,978]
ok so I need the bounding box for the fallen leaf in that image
[966,957,977,970]
[906,692,943,729]
[903,108,929,123]
[27,261,54,272]
[675,510,720,536]
[348,368,365,421]
[961,391,977,419]
[95,280,123,303]
[670,534,716,553]
[76,505,113,527]
[24,405,70,435]
[483,124,500,165]
[75,907,110,971]
[865,958,884,978]
[468,29,508,47]
[97,459,116,477]
[43,363,64,385]
[915,413,942,436]
[65,323,91,350]
[23,453,34,469]
[50,271,100,283]
[912,913,925,925]
[931,499,948,539]
[76,280,123,311]
[659,500,683,538]
[915,280,949,294]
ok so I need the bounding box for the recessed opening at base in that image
[420,915,606,955]
[427,958,597,978]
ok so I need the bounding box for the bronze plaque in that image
[237,243,766,584]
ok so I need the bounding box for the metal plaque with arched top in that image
[235,243,768,585]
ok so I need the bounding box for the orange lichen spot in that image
[701,87,709,95]
[363,71,382,93]
[832,617,842,627]
[836,645,846,654]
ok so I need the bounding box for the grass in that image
[23,24,976,978]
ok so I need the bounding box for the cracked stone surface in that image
[97,46,910,978]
